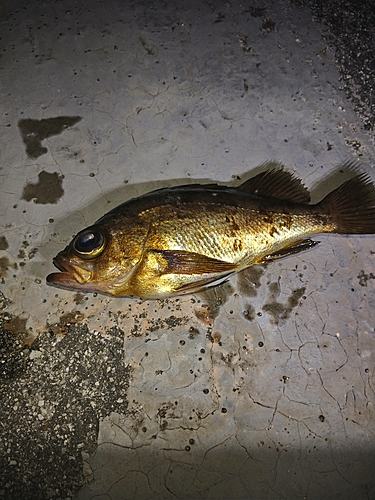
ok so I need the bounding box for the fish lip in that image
[52,256,69,273]
[49,254,91,284]
[46,271,79,288]
[52,254,79,277]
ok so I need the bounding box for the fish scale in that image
[144,206,326,266]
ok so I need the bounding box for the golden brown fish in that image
[47,166,375,298]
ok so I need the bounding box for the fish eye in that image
[73,229,105,258]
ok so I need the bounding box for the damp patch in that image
[0,236,9,250]
[18,116,82,159]
[262,282,306,325]
[22,171,64,204]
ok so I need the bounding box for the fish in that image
[46,165,375,299]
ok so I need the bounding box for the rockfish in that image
[47,166,375,298]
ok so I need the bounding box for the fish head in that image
[47,218,149,295]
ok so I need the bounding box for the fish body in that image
[47,167,375,298]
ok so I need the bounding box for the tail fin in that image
[319,172,375,234]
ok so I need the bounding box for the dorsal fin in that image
[238,165,311,204]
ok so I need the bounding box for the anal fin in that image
[260,239,319,263]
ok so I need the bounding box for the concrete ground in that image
[0,0,374,499]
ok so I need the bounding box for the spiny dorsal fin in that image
[238,164,311,204]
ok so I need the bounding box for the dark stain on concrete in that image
[73,293,86,305]
[3,315,35,346]
[194,305,215,326]
[0,256,10,274]
[263,281,306,325]
[17,249,26,259]
[22,171,64,204]
[129,311,189,337]
[0,256,17,275]
[357,269,375,287]
[0,236,9,250]
[28,248,38,260]
[139,35,156,55]
[18,116,82,158]
[243,304,256,321]
[47,310,86,337]
[237,266,265,297]
[198,280,234,323]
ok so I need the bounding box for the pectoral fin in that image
[260,239,319,263]
[150,249,236,275]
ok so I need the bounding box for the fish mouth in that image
[46,254,92,291]
[52,255,71,273]
[47,252,140,296]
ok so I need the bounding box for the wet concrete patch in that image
[2,314,36,347]
[22,171,64,204]
[18,116,82,159]
[262,281,306,324]
[0,256,16,275]
[0,236,9,250]
[237,266,265,297]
